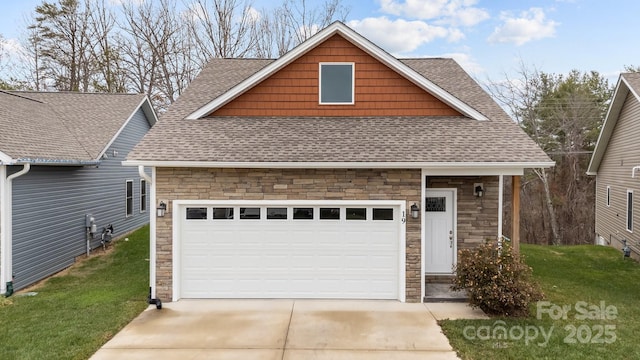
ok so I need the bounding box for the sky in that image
[0,0,639,85]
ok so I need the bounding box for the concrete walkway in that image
[91,300,486,360]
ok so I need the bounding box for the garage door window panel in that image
[373,208,394,220]
[213,207,234,219]
[346,208,366,220]
[320,208,340,220]
[240,207,261,219]
[186,207,208,220]
[293,208,314,219]
[267,208,288,219]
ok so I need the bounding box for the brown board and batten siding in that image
[596,91,640,252]
[210,34,462,118]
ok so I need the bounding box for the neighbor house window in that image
[125,180,133,217]
[319,62,354,104]
[627,190,633,232]
[606,186,611,207]
[140,179,147,213]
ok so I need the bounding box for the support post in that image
[498,175,504,242]
[511,175,521,254]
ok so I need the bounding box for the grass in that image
[441,244,640,359]
[0,225,150,360]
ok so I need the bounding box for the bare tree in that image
[282,0,348,44]
[186,0,259,64]
[489,64,562,245]
[28,0,98,91]
[488,63,611,245]
[87,0,126,92]
[120,0,198,110]
[253,6,292,58]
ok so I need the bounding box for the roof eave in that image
[587,75,634,174]
[123,160,555,174]
[185,22,487,121]
[0,150,13,164]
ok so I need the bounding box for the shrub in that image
[452,240,544,317]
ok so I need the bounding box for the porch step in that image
[424,283,467,303]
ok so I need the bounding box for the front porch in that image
[421,174,522,302]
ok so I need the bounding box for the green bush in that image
[452,240,544,317]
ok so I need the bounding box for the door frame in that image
[172,199,407,302]
[420,182,457,301]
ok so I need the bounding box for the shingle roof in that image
[623,72,640,94]
[0,91,149,163]
[128,57,551,165]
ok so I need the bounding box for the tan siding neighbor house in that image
[588,73,640,259]
[125,22,552,304]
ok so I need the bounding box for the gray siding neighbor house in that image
[0,91,157,294]
[588,73,640,259]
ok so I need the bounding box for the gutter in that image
[1,163,31,296]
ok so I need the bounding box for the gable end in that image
[210,34,463,117]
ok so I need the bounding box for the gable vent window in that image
[319,62,354,104]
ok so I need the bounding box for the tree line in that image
[0,0,348,110]
[2,0,638,245]
[494,64,638,245]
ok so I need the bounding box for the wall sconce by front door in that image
[474,183,484,197]
[410,203,420,219]
[157,201,167,217]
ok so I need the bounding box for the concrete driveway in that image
[91,300,486,360]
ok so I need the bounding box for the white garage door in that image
[176,201,404,300]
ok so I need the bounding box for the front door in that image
[424,189,455,273]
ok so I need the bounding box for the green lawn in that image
[441,244,640,359]
[0,225,150,360]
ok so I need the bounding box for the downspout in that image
[138,165,161,309]
[1,163,31,296]
[632,166,640,178]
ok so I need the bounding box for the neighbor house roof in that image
[0,91,156,165]
[587,72,640,175]
[126,22,552,169]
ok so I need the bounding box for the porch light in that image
[474,183,484,198]
[410,203,420,219]
[157,201,167,217]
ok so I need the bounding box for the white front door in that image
[424,189,455,273]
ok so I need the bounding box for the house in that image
[125,22,553,303]
[587,72,640,258]
[0,91,157,295]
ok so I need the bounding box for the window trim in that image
[319,62,355,105]
[627,189,633,233]
[125,180,134,217]
[140,179,147,213]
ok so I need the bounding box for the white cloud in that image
[348,17,461,55]
[488,8,558,46]
[0,38,27,64]
[439,52,484,75]
[378,0,490,27]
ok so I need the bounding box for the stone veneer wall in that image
[155,168,422,302]
[427,176,500,248]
